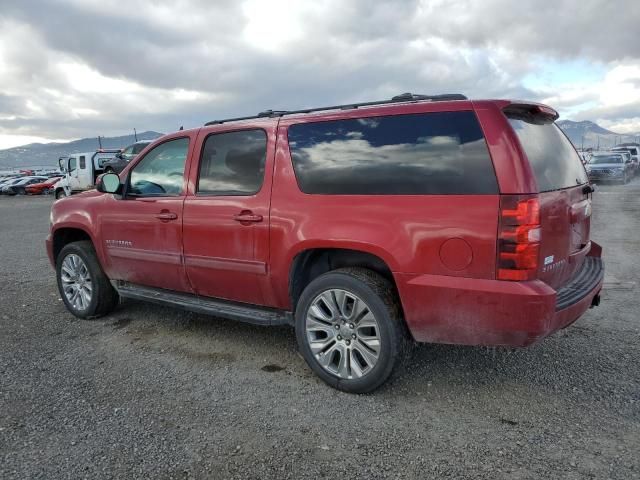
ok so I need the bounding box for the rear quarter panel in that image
[268,107,501,310]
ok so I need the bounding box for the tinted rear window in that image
[287,111,498,195]
[197,129,266,195]
[507,117,588,191]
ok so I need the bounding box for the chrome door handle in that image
[155,212,178,221]
[233,212,263,223]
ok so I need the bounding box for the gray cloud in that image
[0,0,638,143]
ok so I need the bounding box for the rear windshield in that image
[287,111,498,195]
[591,155,623,164]
[507,116,588,192]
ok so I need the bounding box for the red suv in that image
[47,94,603,393]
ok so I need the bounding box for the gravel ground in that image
[0,184,639,480]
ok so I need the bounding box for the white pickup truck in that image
[55,149,120,199]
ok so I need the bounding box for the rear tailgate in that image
[505,105,591,290]
[538,186,591,288]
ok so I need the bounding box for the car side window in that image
[79,156,86,169]
[197,129,267,196]
[68,158,77,173]
[129,137,189,197]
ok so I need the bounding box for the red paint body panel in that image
[268,117,501,309]
[47,98,603,348]
[181,121,276,305]
[396,245,602,347]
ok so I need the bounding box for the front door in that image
[182,126,275,305]
[66,156,81,192]
[99,136,193,293]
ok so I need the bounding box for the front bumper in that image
[395,243,604,347]
[588,170,625,181]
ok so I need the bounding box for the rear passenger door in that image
[182,123,276,305]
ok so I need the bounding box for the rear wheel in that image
[42,188,51,195]
[295,267,408,393]
[56,241,119,319]
[16,187,26,195]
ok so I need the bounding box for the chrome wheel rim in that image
[305,289,381,379]
[60,254,93,311]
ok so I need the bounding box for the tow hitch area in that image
[591,293,601,308]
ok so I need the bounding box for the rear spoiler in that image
[503,103,559,124]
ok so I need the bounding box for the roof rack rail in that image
[204,92,467,126]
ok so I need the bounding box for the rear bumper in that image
[396,243,604,347]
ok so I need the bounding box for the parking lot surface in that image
[1,184,639,479]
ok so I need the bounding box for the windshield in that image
[590,155,623,164]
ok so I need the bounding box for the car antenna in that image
[134,128,138,142]
[179,126,184,131]
[97,136,102,149]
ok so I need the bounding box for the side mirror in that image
[97,173,122,194]
[115,152,123,159]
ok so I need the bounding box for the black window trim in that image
[195,127,268,197]
[125,136,190,199]
[286,110,499,196]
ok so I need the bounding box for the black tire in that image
[42,188,51,195]
[55,189,66,199]
[295,267,409,393]
[56,240,119,319]
[16,187,26,195]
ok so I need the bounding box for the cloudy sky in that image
[0,0,639,149]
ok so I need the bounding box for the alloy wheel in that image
[60,254,93,311]
[305,289,381,379]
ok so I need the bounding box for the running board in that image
[114,282,293,326]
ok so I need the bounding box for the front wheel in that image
[55,189,67,199]
[295,268,408,393]
[56,241,119,319]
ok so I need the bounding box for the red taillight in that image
[498,195,540,281]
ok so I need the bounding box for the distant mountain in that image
[557,120,640,149]
[0,131,164,169]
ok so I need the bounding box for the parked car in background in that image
[587,152,633,184]
[102,140,152,174]
[48,94,603,393]
[0,176,24,189]
[2,176,48,195]
[55,149,120,199]
[25,177,61,195]
[611,144,639,176]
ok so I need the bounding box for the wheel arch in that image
[52,226,96,265]
[288,247,400,313]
